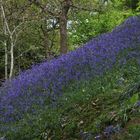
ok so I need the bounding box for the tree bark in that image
[1,0,24,79]
[59,0,71,54]
[1,0,8,80]
[9,35,14,78]
[3,17,8,80]
[4,40,8,80]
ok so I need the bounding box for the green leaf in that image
[130,94,139,104]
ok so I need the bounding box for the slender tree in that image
[59,0,72,54]
[0,0,27,78]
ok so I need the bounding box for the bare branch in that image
[0,0,12,35]
[11,22,25,35]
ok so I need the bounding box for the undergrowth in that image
[1,57,140,140]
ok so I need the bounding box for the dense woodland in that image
[1,0,140,140]
[0,0,139,82]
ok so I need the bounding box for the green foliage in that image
[123,0,140,10]
[1,1,140,137]
[115,120,140,140]
[130,94,139,104]
[1,53,140,139]
[69,6,132,47]
[0,0,137,81]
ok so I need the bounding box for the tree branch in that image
[0,0,12,35]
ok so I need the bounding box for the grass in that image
[1,57,140,140]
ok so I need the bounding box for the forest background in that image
[0,0,139,83]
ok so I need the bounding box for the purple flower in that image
[95,135,101,140]
[135,101,140,107]
[104,125,114,136]
[0,16,140,133]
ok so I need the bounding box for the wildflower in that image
[1,16,140,132]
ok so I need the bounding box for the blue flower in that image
[0,16,140,132]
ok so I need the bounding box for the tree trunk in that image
[59,0,71,54]
[3,19,8,80]
[4,41,8,80]
[60,14,68,54]
[1,0,8,80]
[9,36,14,78]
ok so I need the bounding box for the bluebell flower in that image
[0,16,140,132]
[135,101,140,107]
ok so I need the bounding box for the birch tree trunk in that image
[1,0,23,79]
[9,35,14,78]
[1,1,8,80]
[0,0,14,78]
[3,18,8,80]
[4,37,8,80]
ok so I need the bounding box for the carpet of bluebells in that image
[1,16,140,131]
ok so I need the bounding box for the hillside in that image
[0,16,140,139]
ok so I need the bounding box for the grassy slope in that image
[2,53,140,140]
